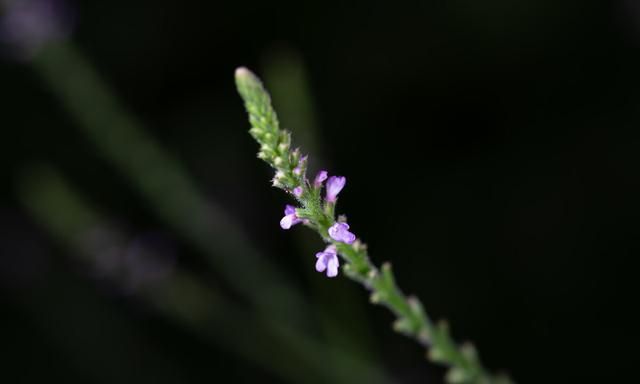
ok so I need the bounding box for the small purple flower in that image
[325,176,347,203]
[293,186,303,197]
[280,205,302,229]
[328,222,356,244]
[325,176,346,202]
[315,245,339,278]
[314,170,328,187]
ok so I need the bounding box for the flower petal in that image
[284,205,296,216]
[280,214,296,229]
[328,222,356,243]
[326,255,339,277]
[315,256,327,272]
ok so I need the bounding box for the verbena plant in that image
[235,67,513,384]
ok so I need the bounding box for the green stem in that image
[236,67,513,384]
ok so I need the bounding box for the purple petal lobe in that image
[326,256,339,278]
[293,186,303,197]
[315,257,327,272]
[284,205,297,216]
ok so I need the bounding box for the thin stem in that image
[236,67,513,384]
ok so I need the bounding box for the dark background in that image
[1,0,638,383]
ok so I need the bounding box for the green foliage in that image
[236,67,513,384]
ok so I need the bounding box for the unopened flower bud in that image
[274,170,287,182]
[293,155,307,176]
[278,142,289,152]
[314,170,328,187]
[291,148,301,162]
[249,127,263,138]
[326,176,346,202]
[279,131,291,145]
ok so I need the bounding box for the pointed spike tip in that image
[235,67,261,90]
[235,66,252,79]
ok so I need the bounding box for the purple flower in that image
[314,170,328,187]
[315,245,339,278]
[325,176,346,202]
[293,186,303,197]
[328,222,356,244]
[280,205,302,229]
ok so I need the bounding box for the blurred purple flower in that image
[293,186,303,197]
[315,244,339,278]
[0,0,75,57]
[280,204,302,229]
[325,176,346,202]
[328,222,356,244]
[314,170,328,187]
[124,232,177,292]
[80,227,177,296]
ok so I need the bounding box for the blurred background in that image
[1,0,638,383]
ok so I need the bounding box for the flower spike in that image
[236,67,513,384]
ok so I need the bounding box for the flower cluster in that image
[236,68,358,277]
[279,170,356,278]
